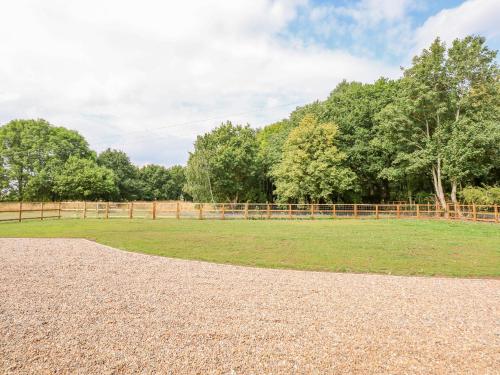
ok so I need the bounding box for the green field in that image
[2,218,499,277]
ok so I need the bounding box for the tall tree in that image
[184,122,262,202]
[378,36,499,210]
[443,36,500,205]
[0,119,92,200]
[321,79,398,202]
[272,115,356,203]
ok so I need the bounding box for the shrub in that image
[460,186,500,205]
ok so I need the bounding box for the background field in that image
[2,218,499,277]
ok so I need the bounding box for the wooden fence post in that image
[416,204,420,219]
[18,201,22,222]
[396,204,400,219]
[58,202,62,219]
[176,202,180,219]
[221,204,225,220]
[83,201,87,219]
[435,202,439,218]
[266,204,270,219]
[129,202,134,219]
[375,204,379,219]
[199,204,203,220]
[152,201,157,220]
[333,204,336,218]
[105,202,109,219]
[288,204,292,219]
[472,204,477,222]
[495,204,499,223]
[244,203,249,219]
[354,204,358,219]
[40,201,44,220]
[310,204,314,219]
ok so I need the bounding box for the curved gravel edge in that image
[1,238,499,374]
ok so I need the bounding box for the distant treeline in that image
[0,119,187,202]
[1,36,499,206]
[184,36,500,207]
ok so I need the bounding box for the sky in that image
[0,0,499,166]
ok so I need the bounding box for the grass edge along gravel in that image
[1,218,499,278]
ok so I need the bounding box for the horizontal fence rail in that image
[1,201,499,224]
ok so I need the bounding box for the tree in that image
[97,149,141,200]
[53,156,117,200]
[257,119,294,201]
[321,79,398,202]
[138,164,184,201]
[272,115,356,203]
[184,122,262,202]
[442,36,500,205]
[378,36,499,210]
[0,119,93,200]
[165,165,187,200]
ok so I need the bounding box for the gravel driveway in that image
[1,238,499,374]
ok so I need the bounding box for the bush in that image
[460,186,500,205]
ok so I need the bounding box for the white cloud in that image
[0,0,401,165]
[337,0,416,26]
[305,0,418,58]
[413,0,500,55]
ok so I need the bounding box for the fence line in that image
[1,201,499,223]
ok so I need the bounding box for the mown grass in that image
[2,218,499,277]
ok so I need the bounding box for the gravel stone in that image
[0,238,499,374]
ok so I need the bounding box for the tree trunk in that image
[431,159,447,213]
[17,175,23,202]
[381,180,390,203]
[407,178,413,205]
[450,179,461,217]
[450,180,457,204]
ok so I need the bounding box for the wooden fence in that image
[1,201,499,223]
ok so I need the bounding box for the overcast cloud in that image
[0,0,498,165]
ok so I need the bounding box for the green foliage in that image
[377,36,499,207]
[185,122,262,202]
[165,165,188,200]
[0,120,188,202]
[322,79,398,202]
[461,186,500,205]
[442,36,500,184]
[0,119,93,200]
[138,164,187,200]
[272,115,356,203]
[97,149,142,200]
[53,156,118,200]
[256,119,294,200]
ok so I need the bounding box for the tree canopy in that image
[0,119,93,200]
[1,35,498,206]
[0,120,187,201]
[378,36,499,209]
[185,122,262,202]
[272,115,356,203]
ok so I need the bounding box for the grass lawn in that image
[2,218,499,277]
